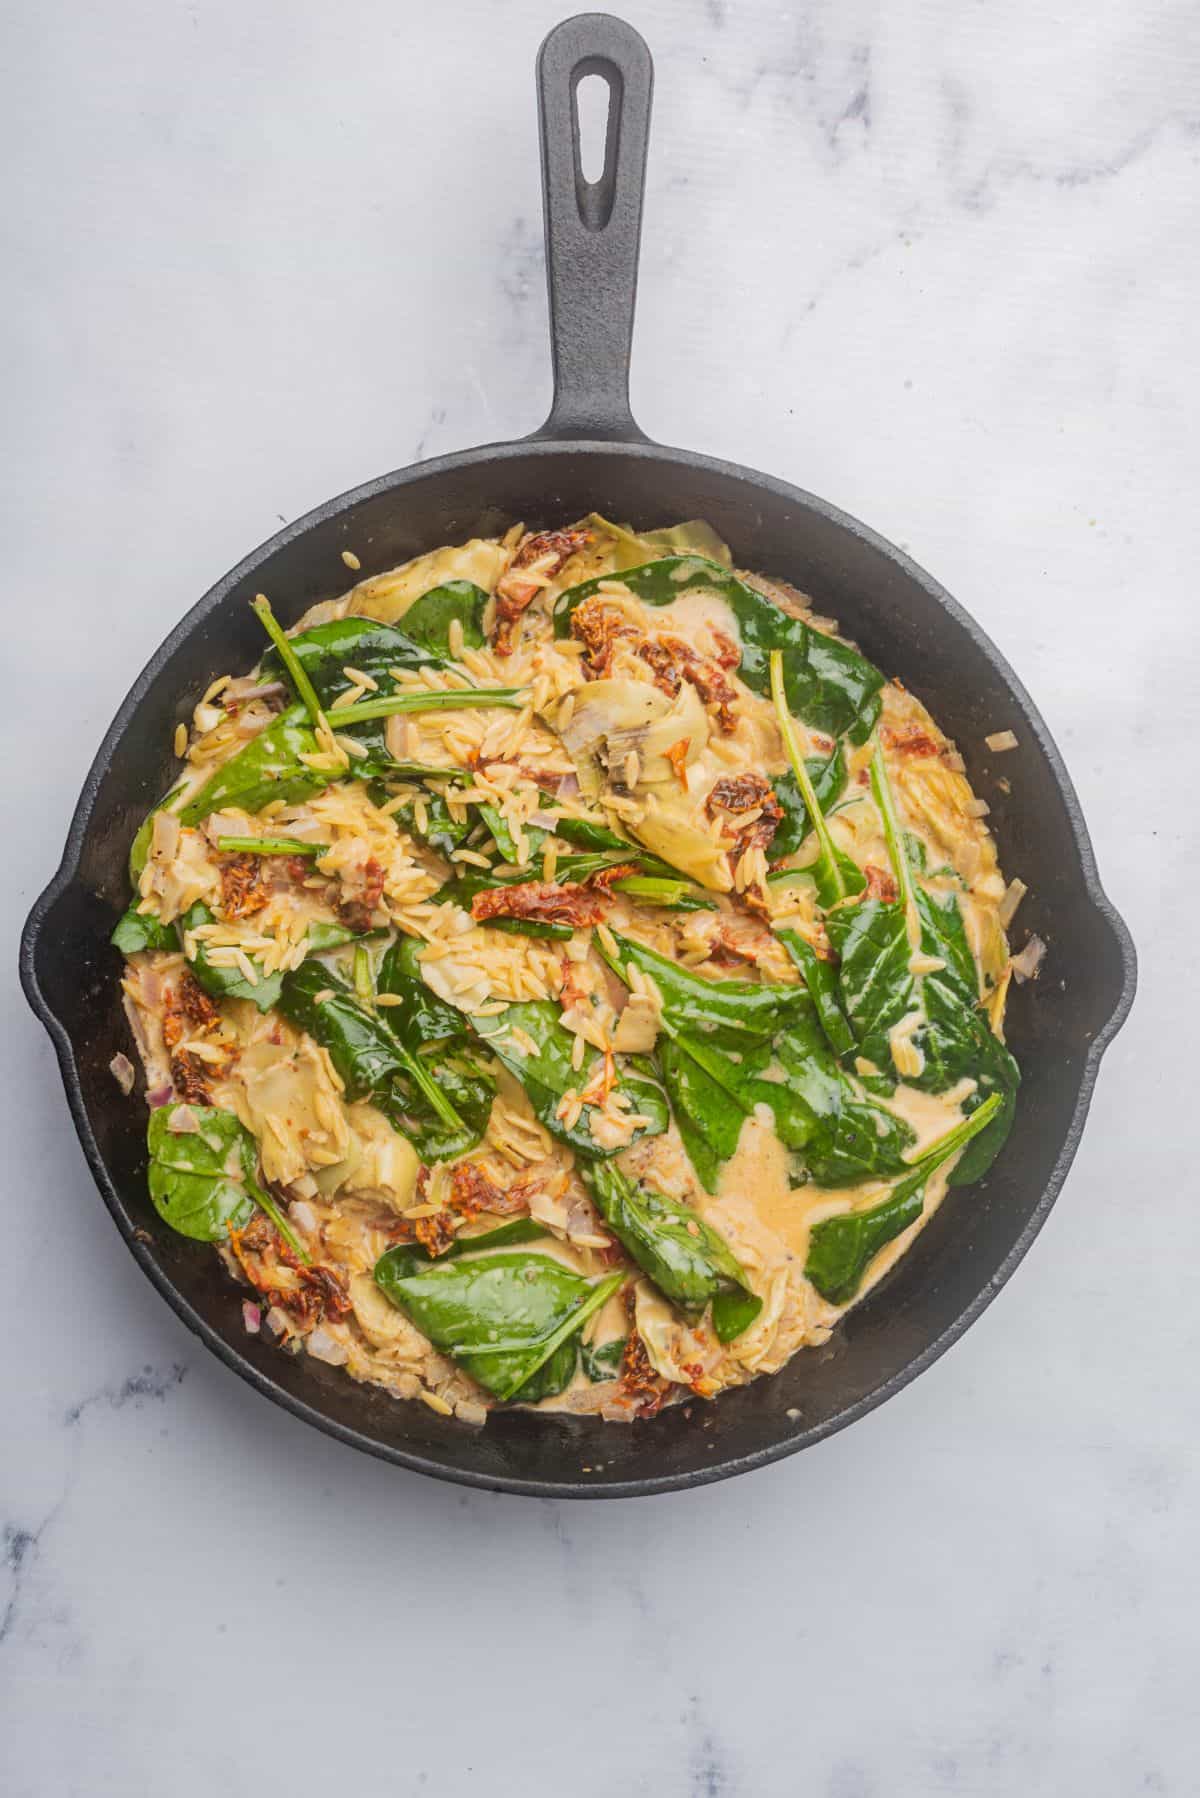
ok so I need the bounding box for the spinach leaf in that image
[147,1103,255,1240]
[179,901,284,1012]
[579,1334,626,1381]
[601,931,803,1052]
[261,615,433,693]
[374,1251,623,1402]
[394,786,475,860]
[610,875,715,912]
[770,744,848,860]
[509,1337,581,1403]
[111,906,179,954]
[376,935,472,1047]
[770,650,865,907]
[583,1162,761,1342]
[373,939,499,1160]
[553,556,885,742]
[395,581,488,657]
[477,803,547,868]
[128,781,187,883]
[773,1036,915,1185]
[146,1103,304,1256]
[278,960,493,1159]
[277,961,410,1100]
[656,1033,749,1193]
[375,1217,546,1283]
[549,812,637,854]
[599,930,809,1190]
[604,926,911,1190]
[260,594,486,773]
[469,1001,669,1159]
[864,751,1020,1168]
[177,706,330,827]
[804,1093,1001,1303]
[805,1183,924,1308]
[263,615,434,775]
[776,927,856,1061]
[824,898,914,1081]
[381,1054,497,1163]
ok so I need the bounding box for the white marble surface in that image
[2,1,1196,1791]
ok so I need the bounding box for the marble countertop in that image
[3,2,1195,1792]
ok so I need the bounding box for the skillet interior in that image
[22,438,1135,1496]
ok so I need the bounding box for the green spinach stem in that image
[327,689,525,726]
[768,648,847,894]
[869,746,919,945]
[252,594,327,731]
[216,835,321,856]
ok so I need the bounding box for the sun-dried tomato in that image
[638,634,739,731]
[219,854,267,919]
[471,881,606,928]
[336,857,385,933]
[585,860,641,891]
[569,595,637,677]
[169,1052,211,1104]
[665,738,691,785]
[706,771,784,866]
[413,1211,457,1258]
[863,864,898,903]
[492,528,591,655]
[620,1328,669,1418]
[880,724,942,759]
[450,1162,529,1219]
[178,970,219,1031]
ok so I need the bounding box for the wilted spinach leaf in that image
[804,1093,1001,1303]
[374,1250,623,1402]
[396,580,488,657]
[470,1000,668,1159]
[579,1335,626,1381]
[146,1102,303,1256]
[553,556,884,742]
[583,1162,761,1342]
[111,906,179,954]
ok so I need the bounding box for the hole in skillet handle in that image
[574,69,614,198]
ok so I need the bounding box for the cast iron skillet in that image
[20,13,1135,1497]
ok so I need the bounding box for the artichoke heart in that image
[555,677,709,797]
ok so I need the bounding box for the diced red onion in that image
[242,1301,262,1334]
[146,1083,174,1110]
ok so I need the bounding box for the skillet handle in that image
[532,13,653,443]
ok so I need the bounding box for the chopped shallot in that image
[1010,935,1046,983]
[289,1200,319,1238]
[998,878,1028,929]
[109,1052,135,1095]
[242,1301,262,1334]
[305,1327,349,1366]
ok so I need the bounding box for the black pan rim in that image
[19,433,1137,1498]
